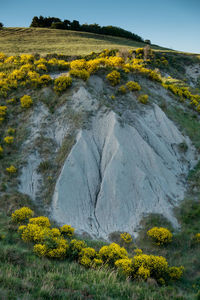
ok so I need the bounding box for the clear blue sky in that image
[1,0,200,53]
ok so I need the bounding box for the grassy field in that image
[0,27,172,56]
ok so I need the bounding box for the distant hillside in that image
[0,27,171,56]
[30,15,144,43]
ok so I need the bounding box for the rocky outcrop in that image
[51,103,196,239]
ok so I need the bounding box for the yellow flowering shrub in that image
[33,243,47,257]
[29,216,51,227]
[134,248,143,255]
[20,95,33,108]
[4,136,14,144]
[93,258,103,268]
[69,239,87,259]
[70,59,87,70]
[115,258,133,276]
[20,54,34,64]
[133,254,169,280]
[69,69,90,81]
[79,255,92,268]
[51,228,61,237]
[6,165,17,174]
[137,265,150,280]
[138,94,148,104]
[0,105,7,116]
[126,81,141,91]
[99,243,128,266]
[0,72,6,79]
[86,59,101,74]
[0,145,3,155]
[106,56,124,68]
[106,70,120,86]
[46,237,68,259]
[147,227,173,245]
[168,266,184,280]
[110,95,115,100]
[7,127,16,135]
[20,224,48,242]
[60,224,75,237]
[54,75,72,94]
[118,85,127,94]
[36,63,47,72]
[39,74,52,86]
[6,98,16,104]
[120,232,132,243]
[12,207,34,224]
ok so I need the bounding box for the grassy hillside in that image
[0,27,171,56]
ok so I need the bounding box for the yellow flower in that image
[11,207,34,224]
[60,224,75,237]
[6,165,17,174]
[4,136,14,144]
[20,95,33,108]
[120,232,132,243]
[106,70,120,86]
[147,227,172,245]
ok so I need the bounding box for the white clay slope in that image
[51,103,196,239]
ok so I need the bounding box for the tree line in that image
[30,16,144,42]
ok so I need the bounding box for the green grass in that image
[0,27,171,56]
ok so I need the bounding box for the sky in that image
[0,0,200,53]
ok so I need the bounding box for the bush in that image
[0,145,3,155]
[60,224,75,237]
[99,243,127,267]
[126,81,141,91]
[54,75,72,94]
[118,85,127,94]
[120,232,132,243]
[147,227,173,245]
[20,95,33,108]
[194,233,200,243]
[0,22,3,29]
[4,136,14,144]
[29,216,51,227]
[106,70,120,86]
[6,165,17,174]
[12,207,34,224]
[138,94,148,104]
[69,69,90,81]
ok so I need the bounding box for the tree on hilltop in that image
[0,22,4,29]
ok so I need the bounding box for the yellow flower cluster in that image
[60,224,75,237]
[195,233,200,243]
[20,95,33,108]
[126,81,141,91]
[147,227,173,245]
[118,85,127,94]
[168,266,184,280]
[99,243,127,266]
[11,207,184,283]
[12,207,34,223]
[6,165,17,174]
[138,94,149,104]
[54,75,72,94]
[0,105,7,122]
[7,127,16,135]
[120,232,132,243]
[79,247,97,268]
[4,136,14,144]
[29,216,51,227]
[0,145,3,155]
[106,70,121,86]
[69,69,90,81]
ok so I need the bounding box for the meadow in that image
[0,27,170,56]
